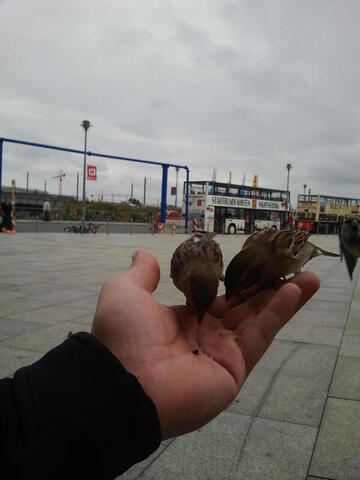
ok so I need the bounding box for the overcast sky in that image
[1,0,359,206]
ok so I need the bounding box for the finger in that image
[221,289,275,330]
[236,283,302,375]
[126,249,161,293]
[198,315,246,389]
[286,271,320,312]
[208,292,245,318]
[209,284,268,318]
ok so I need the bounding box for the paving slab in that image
[124,412,253,480]
[233,417,317,480]
[0,320,90,353]
[276,322,343,346]
[229,341,338,427]
[339,334,360,358]
[4,304,93,325]
[289,308,347,329]
[0,345,43,377]
[329,356,360,400]
[309,398,360,480]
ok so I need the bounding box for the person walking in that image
[1,198,14,232]
[43,199,51,221]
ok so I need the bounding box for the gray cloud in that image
[0,0,359,207]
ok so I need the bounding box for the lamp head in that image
[81,120,91,131]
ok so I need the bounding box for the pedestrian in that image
[43,199,51,221]
[1,198,13,232]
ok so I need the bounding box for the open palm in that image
[91,250,319,440]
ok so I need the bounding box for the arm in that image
[0,333,161,479]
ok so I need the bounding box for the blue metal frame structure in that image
[0,136,190,230]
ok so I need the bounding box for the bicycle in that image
[63,222,100,234]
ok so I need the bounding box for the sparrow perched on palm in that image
[339,218,360,279]
[171,233,224,323]
[225,229,340,298]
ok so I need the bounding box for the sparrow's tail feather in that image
[309,243,341,258]
[316,246,341,257]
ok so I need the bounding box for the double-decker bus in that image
[296,193,360,233]
[182,181,288,234]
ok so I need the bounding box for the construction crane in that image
[52,170,66,195]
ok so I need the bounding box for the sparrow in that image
[339,218,360,279]
[225,229,340,298]
[170,232,224,323]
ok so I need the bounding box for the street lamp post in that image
[286,163,292,226]
[81,120,91,234]
[175,167,179,208]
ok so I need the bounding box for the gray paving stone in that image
[329,356,360,400]
[0,297,54,319]
[0,345,43,377]
[311,286,353,303]
[0,321,90,354]
[339,334,360,358]
[230,341,338,427]
[309,398,360,480]
[276,322,343,346]
[302,299,349,313]
[290,308,347,329]
[233,417,317,480]
[0,318,45,338]
[5,304,93,325]
[134,412,253,480]
[345,313,360,335]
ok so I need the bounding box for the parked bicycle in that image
[63,222,100,234]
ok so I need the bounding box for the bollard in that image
[35,216,39,233]
[130,217,133,236]
[106,218,109,235]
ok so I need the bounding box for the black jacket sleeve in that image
[0,332,161,480]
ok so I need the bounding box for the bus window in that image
[215,185,227,195]
[226,208,244,219]
[228,187,239,196]
[190,183,205,195]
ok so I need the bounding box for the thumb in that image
[126,249,160,293]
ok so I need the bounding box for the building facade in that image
[296,193,360,233]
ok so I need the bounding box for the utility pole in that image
[286,163,292,225]
[76,173,79,201]
[175,167,179,208]
[44,180,47,192]
[130,182,134,202]
[26,171,29,191]
[143,177,146,205]
[81,120,91,234]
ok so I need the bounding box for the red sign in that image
[296,220,314,232]
[87,165,97,181]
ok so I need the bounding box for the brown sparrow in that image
[339,218,360,279]
[171,233,224,323]
[225,229,340,298]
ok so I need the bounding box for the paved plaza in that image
[0,232,359,479]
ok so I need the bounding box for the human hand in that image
[91,250,319,440]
